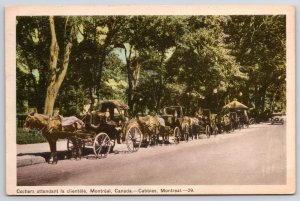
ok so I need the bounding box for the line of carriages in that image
[22,99,251,164]
[67,100,250,160]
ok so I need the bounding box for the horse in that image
[23,112,85,164]
[189,117,200,139]
[136,115,161,145]
[180,116,191,141]
[124,115,167,146]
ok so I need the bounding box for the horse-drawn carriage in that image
[70,100,143,156]
[212,99,250,134]
[23,100,142,164]
[223,99,249,131]
[161,106,190,142]
[124,106,189,146]
[190,108,218,139]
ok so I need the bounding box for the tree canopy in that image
[16,15,286,119]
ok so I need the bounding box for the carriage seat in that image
[156,116,166,127]
[53,115,85,131]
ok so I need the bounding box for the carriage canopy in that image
[163,106,183,117]
[223,99,248,110]
[98,100,129,112]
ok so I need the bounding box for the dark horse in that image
[23,112,85,164]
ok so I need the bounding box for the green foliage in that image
[16,15,286,119]
[17,128,46,144]
[224,15,286,117]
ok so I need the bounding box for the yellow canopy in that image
[223,99,248,109]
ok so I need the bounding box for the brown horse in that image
[23,112,84,164]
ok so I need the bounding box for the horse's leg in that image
[48,137,58,164]
[148,133,152,146]
[161,127,166,143]
[111,130,119,152]
[116,130,121,144]
[53,138,58,164]
[155,127,159,145]
[164,127,170,143]
[77,137,82,160]
[157,128,160,144]
[70,137,78,159]
[75,137,82,160]
[44,134,55,164]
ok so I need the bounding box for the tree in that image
[224,15,286,117]
[16,16,50,113]
[70,16,127,110]
[43,16,73,116]
[163,16,244,114]
[16,15,286,119]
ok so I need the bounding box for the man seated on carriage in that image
[81,100,129,145]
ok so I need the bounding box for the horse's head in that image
[23,112,49,133]
[23,112,36,132]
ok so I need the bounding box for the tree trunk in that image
[44,16,72,116]
[126,63,134,113]
[155,50,165,113]
[124,46,134,113]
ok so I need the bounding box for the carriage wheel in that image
[173,127,180,144]
[205,125,211,138]
[93,133,111,158]
[249,118,255,125]
[126,126,142,153]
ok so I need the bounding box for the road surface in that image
[17,123,286,186]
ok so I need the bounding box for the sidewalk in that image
[17,139,68,155]
[17,140,68,167]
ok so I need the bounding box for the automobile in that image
[270,114,284,125]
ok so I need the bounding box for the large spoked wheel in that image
[173,127,180,144]
[205,125,211,138]
[126,126,142,153]
[93,133,111,158]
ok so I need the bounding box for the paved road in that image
[17,123,286,186]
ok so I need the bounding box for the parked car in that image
[270,113,285,125]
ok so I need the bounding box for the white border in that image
[5,5,296,195]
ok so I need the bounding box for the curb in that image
[17,155,46,167]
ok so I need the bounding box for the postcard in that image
[6,5,295,195]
